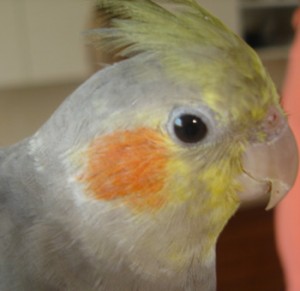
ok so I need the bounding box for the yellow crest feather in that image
[94,0,240,58]
[93,0,278,123]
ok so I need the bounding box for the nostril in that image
[250,107,286,144]
[267,112,278,127]
[263,107,281,131]
[260,107,286,143]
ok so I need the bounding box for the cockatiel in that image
[0,0,298,290]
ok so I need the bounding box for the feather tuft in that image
[92,0,240,59]
[91,0,278,124]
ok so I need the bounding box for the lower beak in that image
[238,124,298,210]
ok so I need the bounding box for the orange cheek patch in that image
[79,128,169,210]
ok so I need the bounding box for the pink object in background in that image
[275,8,300,291]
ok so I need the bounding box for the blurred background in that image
[0,0,298,290]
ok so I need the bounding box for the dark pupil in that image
[174,114,208,143]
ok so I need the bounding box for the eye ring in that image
[167,106,214,146]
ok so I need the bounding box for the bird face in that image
[51,61,297,279]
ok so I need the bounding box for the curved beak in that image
[238,120,298,210]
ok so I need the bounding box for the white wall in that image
[197,0,240,34]
[0,0,93,89]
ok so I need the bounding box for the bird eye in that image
[174,114,208,143]
[167,107,213,146]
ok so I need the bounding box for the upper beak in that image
[238,110,298,210]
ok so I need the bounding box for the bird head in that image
[31,0,298,282]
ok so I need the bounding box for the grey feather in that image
[0,58,217,290]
